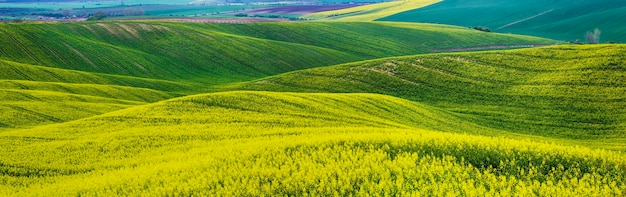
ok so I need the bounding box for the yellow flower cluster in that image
[1,127,624,196]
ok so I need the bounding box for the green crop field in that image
[379,0,626,43]
[0,22,552,83]
[0,21,553,129]
[0,19,624,195]
[230,44,626,148]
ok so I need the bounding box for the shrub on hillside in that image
[473,26,491,32]
[585,28,601,44]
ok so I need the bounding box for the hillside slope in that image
[380,0,626,42]
[0,21,554,84]
[1,91,624,195]
[228,44,626,143]
[0,59,190,129]
[10,91,502,137]
[0,21,554,128]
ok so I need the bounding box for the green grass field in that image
[229,44,626,148]
[0,22,552,83]
[0,20,624,195]
[0,21,552,130]
[379,0,626,42]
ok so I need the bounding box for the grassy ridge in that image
[380,0,626,42]
[0,89,140,129]
[202,22,554,58]
[0,59,195,93]
[228,44,626,142]
[14,91,502,136]
[0,91,624,195]
[0,21,553,128]
[1,20,624,196]
[0,21,554,84]
[0,59,190,129]
[0,80,174,103]
[0,22,354,83]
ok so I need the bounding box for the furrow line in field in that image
[498,9,554,30]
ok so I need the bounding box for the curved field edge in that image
[224,44,626,148]
[0,91,624,196]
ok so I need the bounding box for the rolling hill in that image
[0,59,189,129]
[0,21,554,84]
[0,21,554,129]
[227,44,626,146]
[1,91,624,195]
[379,0,626,42]
[0,20,624,195]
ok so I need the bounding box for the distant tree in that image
[585,28,601,44]
[87,12,107,21]
[473,26,491,32]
